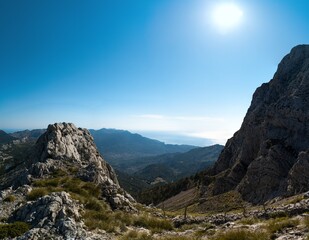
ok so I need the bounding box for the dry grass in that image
[30,176,174,234]
[118,230,152,240]
[133,214,174,233]
[304,216,309,228]
[158,236,199,240]
[265,217,299,235]
[26,188,49,201]
[3,195,15,202]
[209,229,270,240]
[0,222,30,239]
[237,217,260,225]
[198,191,245,213]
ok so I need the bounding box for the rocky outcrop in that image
[1,123,135,210]
[206,45,309,203]
[0,123,136,239]
[10,192,83,239]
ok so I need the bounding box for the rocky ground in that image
[2,188,307,239]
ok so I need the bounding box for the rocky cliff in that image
[207,45,309,203]
[0,123,135,239]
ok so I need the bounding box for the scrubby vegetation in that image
[237,217,260,225]
[3,195,15,202]
[27,188,49,201]
[133,214,173,233]
[119,230,152,240]
[0,222,30,239]
[209,229,270,240]
[265,217,299,235]
[29,175,175,234]
[137,177,196,205]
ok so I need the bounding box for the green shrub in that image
[0,222,30,238]
[3,195,15,202]
[27,188,48,201]
[210,229,270,240]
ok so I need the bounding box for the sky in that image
[1,0,309,146]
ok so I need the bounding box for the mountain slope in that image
[10,129,46,141]
[204,45,309,204]
[131,145,223,183]
[0,130,16,145]
[89,128,197,165]
[143,45,309,210]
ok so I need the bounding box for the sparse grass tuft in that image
[27,188,49,201]
[159,236,199,240]
[304,216,309,228]
[238,217,260,225]
[0,222,30,238]
[288,195,303,204]
[266,217,299,235]
[119,230,152,240]
[3,195,15,202]
[133,214,174,233]
[30,175,174,235]
[85,198,104,211]
[32,176,101,201]
[268,211,288,219]
[210,229,270,240]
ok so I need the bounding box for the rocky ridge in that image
[0,123,135,239]
[205,45,309,203]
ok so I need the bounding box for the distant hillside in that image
[10,129,46,141]
[131,145,224,183]
[0,130,17,145]
[89,128,197,165]
[115,169,150,199]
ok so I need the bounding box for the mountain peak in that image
[1,122,135,210]
[206,45,309,203]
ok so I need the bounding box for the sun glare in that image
[212,3,243,33]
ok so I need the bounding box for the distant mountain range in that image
[10,129,46,141]
[1,127,222,198]
[0,130,17,145]
[121,145,224,183]
[89,128,197,165]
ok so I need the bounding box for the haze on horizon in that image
[1,0,309,146]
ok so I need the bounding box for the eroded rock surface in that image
[0,123,135,239]
[207,45,309,203]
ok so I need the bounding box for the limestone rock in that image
[1,122,135,210]
[206,45,309,203]
[10,192,113,240]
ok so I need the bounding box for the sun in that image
[212,3,243,33]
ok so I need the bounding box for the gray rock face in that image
[10,192,113,240]
[208,45,309,203]
[11,192,82,239]
[0,123,135,239]
[3,123,135,210]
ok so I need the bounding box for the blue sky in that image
[1,0,309,145]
